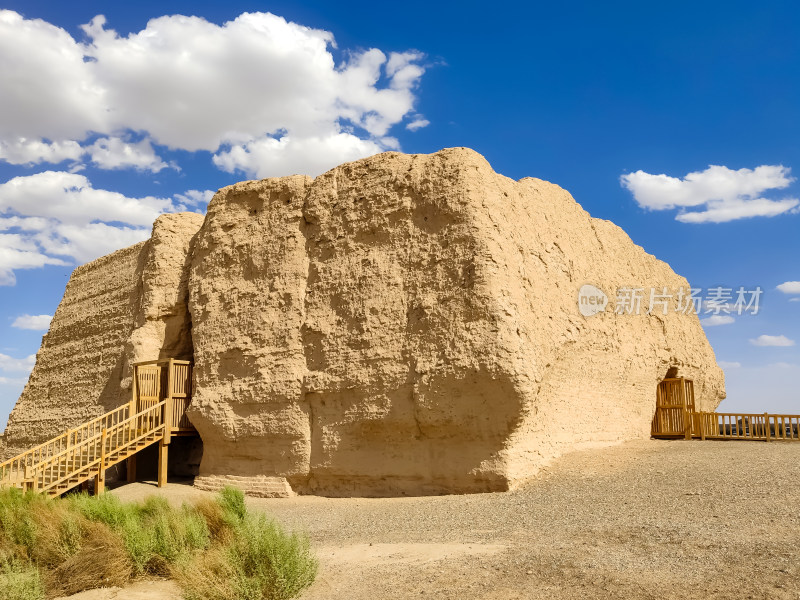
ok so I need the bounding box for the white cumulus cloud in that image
[0,230,68,285]
[213,133,385,179]
[11,314,52,330]
[0,353,35,373]
[718,361,741,369]
[0,11,106,143]
[0,10,429,175]
[406,118,430,131]
[0,9,431,283]
[0,171,174,227]
[0,171,206,281]
[700,315,735,326]
[620,165,799,223]
[87,137,171,172]
[37,222,154,264]
[777,281,800,294]
[749,334,796,347]
[0,138,83,165]
[174,189,215,208]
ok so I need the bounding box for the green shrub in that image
[68,491,131,529]
[29,505,85,567]
[0,485,315,599]
[226,512,318,600]
[142,497,210,570]
[70,492,210,574]
[0,557,45,600]
[0,488,45,555]
[218,485,247,523]
[181,491,317,600]
[57,513,83,558]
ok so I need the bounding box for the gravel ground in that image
[103,438,800,600]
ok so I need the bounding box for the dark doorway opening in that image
[126,435,203,483]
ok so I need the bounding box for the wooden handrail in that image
[0,403,130,472]
[26,402,167,473]
[712,411,800,419]
[28,429,103,472]
[23,402,168,495]
[2,359,194,497]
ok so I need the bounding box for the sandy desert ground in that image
[60,438,800,600]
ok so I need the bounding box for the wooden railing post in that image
[159,361,173,490]
[127,455,137,483]
[66,428,73,481]
[129,363,139,437]
[24,464,34,492]
[681,378,691,440]
[157,437,168,488]
[131,364,139,414]
[765,413,771,442]
[95,428,107,495]
[167,358,175,439]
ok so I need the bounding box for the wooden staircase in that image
[0,359,195,497]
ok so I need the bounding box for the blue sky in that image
[1,0,798,428]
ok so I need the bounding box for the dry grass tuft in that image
[179,547,237,600]
[194,497,233,541]
[45,521,131,598]
[29,505,84,568]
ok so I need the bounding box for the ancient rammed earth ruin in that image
[1,148,725,496]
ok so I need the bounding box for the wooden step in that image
[15,422,168,499]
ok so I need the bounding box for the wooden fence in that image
[652,377,800,442]
[692,412,800,441]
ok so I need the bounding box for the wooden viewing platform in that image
[0,359,196,497]
[652,377,800,442]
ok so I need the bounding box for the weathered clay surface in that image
[4,148,725,493]
[1,213,203,459]
[187,148,725,496]
[2,242,145,457]
[188,176,313,487]
[125,213,204,366]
